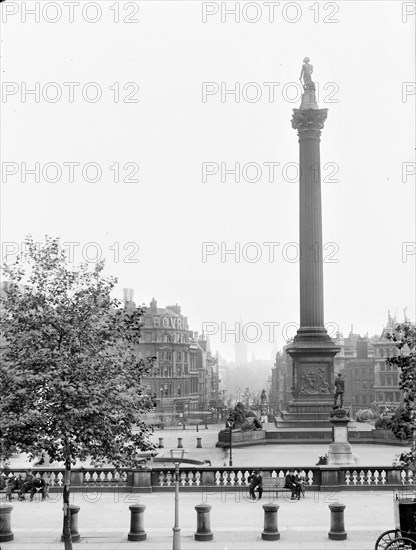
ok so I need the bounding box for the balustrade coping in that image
[1,465,414,471]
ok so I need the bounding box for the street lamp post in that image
[160,387,164,430]
[170,448,185,550]
[226,417,234,467]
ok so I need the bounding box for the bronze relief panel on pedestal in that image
[298,363,331,395]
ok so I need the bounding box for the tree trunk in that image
[62,455,73,550]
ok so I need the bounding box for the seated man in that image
[284,469,301,500]
[5,475,22,501]
[248,470,263,500]
[30,477,47,501]
[19,470,35,501]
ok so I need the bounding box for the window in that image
[177,350,182,362]
[154,317,160,327]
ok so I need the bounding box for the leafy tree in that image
[387,323,416,469]
[0,236,156,549]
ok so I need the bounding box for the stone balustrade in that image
[0,466,414,495]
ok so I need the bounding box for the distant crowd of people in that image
[0,470,50,502]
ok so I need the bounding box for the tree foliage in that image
[387,323,416,468]
[0,236,156,548]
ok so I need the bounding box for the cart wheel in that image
[385,538,416,550]
[375,530,401,550]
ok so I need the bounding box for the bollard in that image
[177,437,183,448]
[61,504,80,542]
[0,503,14,542]
[262,503,280,541]
[328,503,347,540]
[128,504,147,541]
[183,422,186,430]
[194,503,213,541]
[158,437,164,448]
[196,424,199,432]
[196,437,202,448]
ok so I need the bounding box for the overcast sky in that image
[1,1,415,361]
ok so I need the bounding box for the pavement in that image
[2,426,411,549]
[0,488,404,549]
[8,425,408,470]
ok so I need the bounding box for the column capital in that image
[292,108,328,139]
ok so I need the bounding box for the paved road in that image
[2,488,408,549]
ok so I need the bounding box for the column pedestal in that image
[328,409,355,465]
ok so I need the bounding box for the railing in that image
[1,466,414,493]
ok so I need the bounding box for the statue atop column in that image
[298,57,319,110]
[299,57,316,91]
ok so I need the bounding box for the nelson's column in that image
[282,58,340,427]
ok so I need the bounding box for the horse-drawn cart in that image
[375,492,416,550]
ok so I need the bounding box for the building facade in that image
[372,313,403,411]
[131,297,220,423]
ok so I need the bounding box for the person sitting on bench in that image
[295,471,306,498]
[248,470,263,500]
[19,470,35,501]
[30,477,47,501]
[284,469,301,500]
[5,475,22,501]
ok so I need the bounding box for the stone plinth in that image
[284,337,339,426]
[300,89,319,110]
[328,408,355,465]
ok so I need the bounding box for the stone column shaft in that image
[299,134,324,327]
[292,108,328,330]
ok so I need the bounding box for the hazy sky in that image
[1,1,415,360]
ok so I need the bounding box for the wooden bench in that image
[257,473,292,498]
